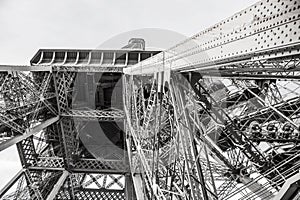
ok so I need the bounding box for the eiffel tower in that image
[1,0,300,199]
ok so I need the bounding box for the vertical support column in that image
[125,173,136,200]
[59,118,77,169]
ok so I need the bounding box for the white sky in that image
[0,0,258,191]
[0,0,258,64]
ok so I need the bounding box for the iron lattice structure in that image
[1,0,300,199]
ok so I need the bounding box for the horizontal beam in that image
[29,157,129,174]
[0,65,123,72]
[52,65,124,72]
[30,49,159,66]
[203,73,300,80]
[0,65,52,72]
[0,116,59,151]
[57,188,125,199]
[29,166,128,174]
[73,158,129,174]
[62,109,124,121]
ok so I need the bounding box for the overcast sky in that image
[0,0,258,190]
[0,0,258,65]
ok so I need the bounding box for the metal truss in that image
[123,59,300,199]
[1,0,300,199]
[124,0,300,75]
[29,157,129,174]
[122,1,300,199]
[0,169,64,200]
[199,57,300,80]
[54,173,127,200]
[0,67,133,199]
[0,71,58,152]
[62,109,124,121]
[123,74,217,200]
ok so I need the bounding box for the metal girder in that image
[53,71,75,114]
[200,58,300,80]
[52,172,126,200]
[53,65,124,72]
[0,116,59,151]
[124,0,300,75]
[124,174,136,200]
[56,188,125,200]
[58,118,78,169]
[0,65,52,72]
[30,157,65,170]
[2,1,300,199]
[274,172,300,200]
[28,157,129,174]
[30,49,159,67]
[46,171,69,200]
[0,64,132,73]
[72,159,129,174]
[204,73,300,80]
[62,109,124,121]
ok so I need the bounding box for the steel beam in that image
[130,173,145,200]
[274,172,300,200]
[62,109,124,121]
[202,73,300,80]
[0,64,123,73]
[28,157,129,173]
[46,170,69,200]
[53,65,124,72]
[0,65,52,72]
[124,0,300,75]
[56,188,125,200]
[0,116,59,151]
